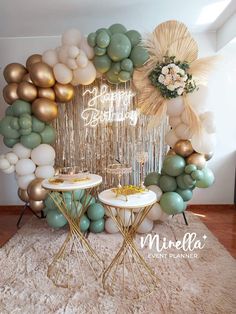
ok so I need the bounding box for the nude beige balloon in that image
[27,178,48,201]
[3,63,27,83]
[18,188,30,203]
[17,81,38,102]
[22,73,33,84]
[186,153,206,170]
[32,98,58,122]
[174,140,194,157]
[29,62,55,88]
[38,87,56,101]
[26,54,42,70]
[54,83,75,102]
[3,83,19,104]
[29,200,45,212]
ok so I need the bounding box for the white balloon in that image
[191,130,216,154]
[31,144,55,166]
[147,203,162,221]
[53,63,73,84]
[137,218,153,234]
[80,36,94,59]
[158,211,170,222]
[181,110,189,125]
[188,85,208,113]
[148,185,162,201]
[0,154,5,159]
[175,123,193,139]
[0,158,10,170]
[105,217,119,233]
[167,97,184,117]
[200,111,216,133]
[3,165,15,174]
[72,61,96,85]
[17,173,36,190]
[67,46,80,58]
[15,159,36,176]
[5,152,18,165]
[67,58,78,70]
[42,49,59,67]
[62,28,82,46]
[76,51,88,68]
[118,209,134,227]
[13,143,31,159]
[165,129,179,147]
[35,165,55,178]
[169,116,181,128]
[105,207,117,217]
[58,45,69,63]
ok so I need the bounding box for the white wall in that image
[0,32,235,204]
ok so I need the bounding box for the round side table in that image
[98,188,158,299]
[42,174,103,288]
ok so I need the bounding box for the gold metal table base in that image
[102,205,159,299]
[47,188,104,289]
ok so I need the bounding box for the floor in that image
[0,205,235,258]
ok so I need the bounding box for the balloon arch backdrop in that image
[0,21,216,234]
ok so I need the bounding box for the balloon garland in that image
[0,21,216,234]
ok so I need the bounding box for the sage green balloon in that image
[73,189,85,201]
[118,70,131,82]
[32,116,45,133]
[0,116,20,139]
[111,62,121,74]
[70,202,82,218]
[40,125,56,144]
[109,23,127,34]
[191,170,204,181]
[96,28,112,36]
[3,137,19,148]
[43,207,50,215]
[46,209,67,229]
[130,45,149,67]
[87,203,105,221]
[19,127,32,136]
[12,99,31,117]
[176,174,189,189]
[94,46,106,56]
[163,155,186,177]
[44,193,58,210]
[5,106,14,116]
[87,32,97,47]
[80,215,90,232]
[196,168,215,188]
[63,191,72,200]
[176,188,193,202]
[125,30,141,47]
[159,175,177,192]
[144,172,160,186]
[183,174,196,187]
[121,58,133,72]
[106,69,120,84]
[160,192,184,215]
[107,33,131,62]
[94,55,112,73]
[81,194,96,207]
[96,30,110,48]
[10,117,20,130]
[19,115,32,129]
[89,218,105,233]
[185,164,197,174]
[20,132,41,149]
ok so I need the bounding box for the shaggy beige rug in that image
[0,212,236,314]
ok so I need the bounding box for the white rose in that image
[167,84,175,91]
[179,69,185,76]
[162,66,169,75]
[183,75,188,81]
[158,74,165,84]
[177,87,184,95]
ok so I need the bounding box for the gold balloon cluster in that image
[3,54,75,122]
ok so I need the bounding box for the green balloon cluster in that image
[0,99,56,148]
[88,24,149,83]
[43,193,67,229]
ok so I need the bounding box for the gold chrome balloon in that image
[32,98,58,122]
[3,83,19,104]
[17,81,37,102]
[167,149,176,156]
[54,83,75,103]
[205,152,214,161]
[3,63,27,83]
[18,188,29,203]
[22,73,33,84]
[29,62,55,88]
[27,178,48,201]
[174,140,194,157]
[26,54,42,70]
[186,153,206,170]
[29,200,44,212]
[38,87,55,101]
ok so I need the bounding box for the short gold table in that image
[98,189,158,299]
[42,174,104,288]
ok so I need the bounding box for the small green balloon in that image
[81,194,96,207]
[70,202,82,218]
[144,172,160,186]
[196,168,215,188]
[183,174,196,187]
[94,55,112,73]
[89,218,105,233]
[20,132,41,149]
[107,33,131,62]
[121,58,133,72]
[94,46,106,56]
[44,193,58,210]
[46,209,67,229]
[125,30,142,47]
[96,28,112,36]
[3,137,19,148]
[80,215,90,232]
[130,45,149,67]
[111,62,121,75]
[10,117,20,130]
[11,99,31,117]
[43,207,50,215]
[109,23,127,34]
[40,125,56,144]
[176,188,193,202]
[19,115,32,129]
[118,70,131,82]
[163,155,186,177]
[176,174,189,190]
[5,106,14,116]
[19,127,32,136]
[96,31,110,48]
[73,189,85,201]
[185,164,197,174]
[0,116,20,139]
[87,203,105,221]
[32,116,45,133]
[191,170,204,181]
[159,175,177,192]
[106,69,120,84]
[63,191,72,200]
[160,192,184,215]
[87,32,97,47]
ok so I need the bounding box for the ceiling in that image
[0,0,235,38]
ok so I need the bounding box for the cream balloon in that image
[68,46,80,58]
[35,165,55,178]
[80,36,95,59]
[137,218,153,234]
[181,110,189,125]
[53,63,73,84]
[188,85,208,113]
[165,129,179,147]
[169,116,181,128]
[58,45,69,63]
[191,130,216,154]
[15,159,36,176]
[147,185,163,202]
[200,111,216,134]
[42,49,59,67]
[76,51,88,68]
[31,144,55,166]
[105,207,117,217]
[13,143,31,159]
[0,158,10,170]
[167,97,184,117]
[3,165,15,174]
[62,29,82,46]
[72,61,96,85]
[67,58,78,70]
[118,209,134,227]
[147,203,162,221]
[17,173,35,190]
[5,152,18,164]
[175,123,193,140]
[158,211,170,222]
[105,217,119,234]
